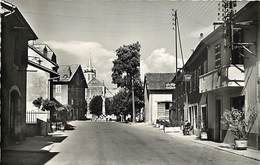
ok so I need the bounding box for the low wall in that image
[25,124,39,137]
[25,120,50,137]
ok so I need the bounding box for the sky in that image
[8,0,248,94]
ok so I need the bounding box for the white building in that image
[144,73,175,124]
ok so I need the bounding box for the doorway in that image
[201,105,207,129]
[10,90,21,139]
[216,99,221,142]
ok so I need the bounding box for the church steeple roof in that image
[85,56,96,73]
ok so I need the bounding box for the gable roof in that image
[144,73,175,91]
[58,65,74,82]
[1,1,38,40]
[56,64,87,87]
[88,77,104,87]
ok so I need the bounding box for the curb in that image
[192,140,260,162]
[150,125,260,162]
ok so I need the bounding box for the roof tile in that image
[145,73,175,90]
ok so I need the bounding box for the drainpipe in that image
[256,6,260,150]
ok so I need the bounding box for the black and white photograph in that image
[0,0,260,164]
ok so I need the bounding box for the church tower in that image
[84,57,96,83]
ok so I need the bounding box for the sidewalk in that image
[122,122,260,161]
[4,130,66,153]
[151,125,260,162]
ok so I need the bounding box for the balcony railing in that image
[199,65,244,93]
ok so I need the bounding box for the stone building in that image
[1,1,38,146]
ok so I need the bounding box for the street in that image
[43,121,258,165]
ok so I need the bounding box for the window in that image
[165,102,170,109]
[215,44,221,68]
[55,85,62,93]
[203,60,207,74]
[232,30,244,64]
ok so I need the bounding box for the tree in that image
[112,42,141,90]
[112,42,141,122]
[105,98,113,115]
[128,79,144,116]
[110,90,128,121]
[89,96,103,117]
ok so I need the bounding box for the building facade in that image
[232,2,260,150]
[144,73,175,124]
[1,1,38,146]
[175,42,208,135]
[27,43,59,111]
[198,2,260,149]
[53,64,87,120]
[199,24,245,143]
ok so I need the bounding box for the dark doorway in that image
[201,106,207,129]
[230,96,245,111]
[215,99,221,142]
[10,90,20,139]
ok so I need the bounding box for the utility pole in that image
[172,9,186,124]
[175,10,178,75]
[131,76,135,123]
[171,9,179,123]
[175,10,179,122]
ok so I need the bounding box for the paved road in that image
[46,121,259,165]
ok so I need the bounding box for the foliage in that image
[221,106,257,140]
[89,96,103,117]
[32,97,43,109]
[112,42,141,90]
[42,99,56,111]
[32,97,56,111]
[111,42,144,118]
[32,97,57,122]
[105,98,113,115]
[109,86,144,117]
[130,79,144,114]
[110,90,128,116]
[64,104,74,112]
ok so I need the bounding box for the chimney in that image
[199,33,204,41]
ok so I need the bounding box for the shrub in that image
[221,106,257,140]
